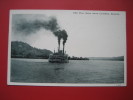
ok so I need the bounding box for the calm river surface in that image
[11,58,124,83]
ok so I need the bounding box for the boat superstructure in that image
[48,50,69,63]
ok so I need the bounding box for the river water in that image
[11,58,124,84]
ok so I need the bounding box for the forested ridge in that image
[11,41,53,59]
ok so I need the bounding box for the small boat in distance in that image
[48,50,69,63]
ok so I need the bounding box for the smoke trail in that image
[62,30,68,54]
[62,30,68,45]
[54,30,68,51]
[14,16,60,35]
[54,30,62,50]
[13,14,68,48]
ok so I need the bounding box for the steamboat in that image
[48,29,69,63]
[48,50,69,63]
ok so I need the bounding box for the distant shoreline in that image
[89,56,124,61]
[11,41,124,61]
[11,57,124,61]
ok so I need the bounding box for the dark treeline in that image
[11,41,52,59]
[68,56,89,60]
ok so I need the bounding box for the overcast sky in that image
[10,10,126,57]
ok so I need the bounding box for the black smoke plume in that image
[62,30,68,54]
[54,30,68,52]
[14,15,68,51]
[15,17,59,34]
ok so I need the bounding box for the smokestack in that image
[54,30,62,52]
[58,38,60,52]
[63,45,64,55]
[62,30,68,55]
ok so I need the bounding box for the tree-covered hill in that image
[11,41,53,59]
